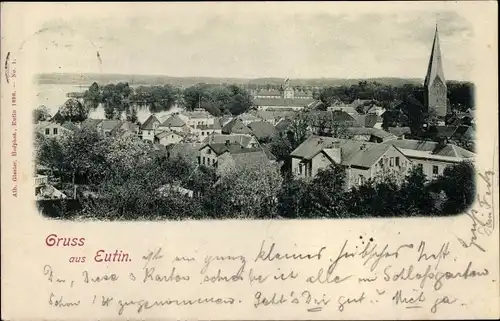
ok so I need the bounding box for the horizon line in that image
[35,72,473,82]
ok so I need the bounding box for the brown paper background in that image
[1,2,498,320]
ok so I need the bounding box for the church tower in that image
[424,25,448,118]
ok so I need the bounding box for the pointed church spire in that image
[424,24,448,117]
[424,24,446,87]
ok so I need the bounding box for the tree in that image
[400,165,434,216]
[83,82,101,110]
[102,134,155,178]
[208,86,233,114]
[346,179,378,217]
[303,163,349,218]
[447,81,475,112]
[229,93,253,115]
[434,161,475,214]
[61,128,109,190]
[34,133,65,176]
[148,85,179,113]
[126,105,138,123]
[183,84,207,110]
[287,111,311,148]
[186,164,217,197]
[33,105,51,123]
[57,98,88,122]
[101,83,133,119]
[276,174,309,218]
[206,162,282,219]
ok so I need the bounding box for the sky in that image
[7,2,480,80]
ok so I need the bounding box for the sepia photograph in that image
[31,5,476,221]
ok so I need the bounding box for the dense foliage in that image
[35,128,475,220]
[71,82,254,121]
[33,105,52,123]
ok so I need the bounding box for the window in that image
[45,128,50,135]
[171,135,174,138]
[299,164,303,175]
[53,128,58,135]
[212,159,216,166]
[197,156,201,164]
[378,159,383,167]
[418,163,423,171]
[202,157,206,165]
[358,175,365,185]
[395,157,400,167]
[389,157,394,167]
[433,165,439,175]
[207,149,211,155]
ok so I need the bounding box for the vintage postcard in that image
[1,1,498,320]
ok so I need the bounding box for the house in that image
[110,121,140,138]
[254,98,317,111]
[450,125,475,142]
[387,127,411,139]
[192,122,222,141]
[155,130,184,147]
[355,114,383,128]
[178,108,215,129]
[149,143,169,158]
[250,110,277,125]
[349,99,385,116]
[36,184,67,200]
[346,127,397,143]
[81,119,103,131]
[308,111,359,134]
[253,89,282,99]
[275,118,294,135]
[290,135,412,189]
[166,143,201,164]
[247,121,277,141]
[294,90,314,100]
[238,113,261,126]
[158,114,190,133]
[261,144,278,163]
[307,100,324,110]
[203,133,259,149]
[349,99,375,109]
[446,112,473,126]
[327,106,359,117]
[221,118,253,135]
[36,121,77,138]
[383,139,475,180]
[98,120,123,137]
[250,110,295,125]
[198,143,271,174]
[218,115,235,127]
[140,115,161,142]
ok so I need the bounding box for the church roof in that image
[424,26,446,87]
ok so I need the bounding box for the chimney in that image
[225,140,230,146]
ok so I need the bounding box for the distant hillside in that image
[35,73,424,87]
